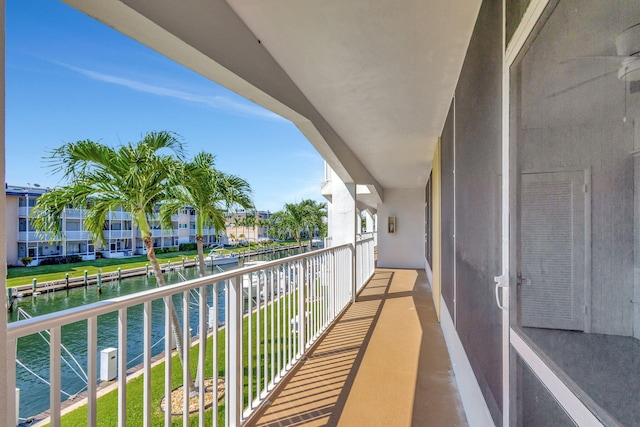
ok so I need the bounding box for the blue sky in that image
[5,0,325,212]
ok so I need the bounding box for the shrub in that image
[167,246,179,253]
[66,255,83,263]
[38,255,84,266]
[179,243,197,251]
[20,257,33,267]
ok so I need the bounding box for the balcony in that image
[65,231,90,240]
[64,209,84,218]
[320,180,332,201]
[104,230,133,239]
[108,211,131,221]
[249,269,465,426]
[7,239,382,426]
[192,228,216,236]
[17,231,53,242]
[146,229,178,238]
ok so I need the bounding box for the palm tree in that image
[160,152,252,277]
[301,199,327,249]
[232,215,243,243]
[159,152,252,387]
[269,199,327,249]
[242,213,257,253]
[29,131,195,390]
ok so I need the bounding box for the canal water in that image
[9,247,305,421]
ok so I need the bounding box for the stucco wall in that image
[377,188,424,269]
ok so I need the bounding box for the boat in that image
[205,249,239,266]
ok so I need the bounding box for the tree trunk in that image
[196,235,206,277]
[144,236,196,394]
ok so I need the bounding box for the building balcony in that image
[108,211,131,220]
[320,179,332,201]
[136,229,179,238]
[17,231,54,242]
[6,238,383,426]
[65,231,90,240]
[64,209,84,218]
[189,228,216,236]
[103,230,133,239]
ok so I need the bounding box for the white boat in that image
[205,249,239,266]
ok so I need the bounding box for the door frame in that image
[502,0,602,425]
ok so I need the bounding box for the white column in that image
[327,178,357,302]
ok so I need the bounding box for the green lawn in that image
[6,240,305,288]
[6,251,199,288]
[56,291,302,426]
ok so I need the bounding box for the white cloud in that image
[61,63,284,121]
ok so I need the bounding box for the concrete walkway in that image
[248,268,468,427]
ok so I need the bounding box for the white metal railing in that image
[104,230,133,239]
[148,229,178,238]
[108,211,131,220]
[355,235,375,293]
[65,231,90,240]
[6,244,354,427]
[191,228,216,236]
[64,209,84,218]
[18,206,29,217]
[17,231,55,242]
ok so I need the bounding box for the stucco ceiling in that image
[65,0,481,201]
[228,0,481,190]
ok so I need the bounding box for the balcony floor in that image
[248,268,468,426]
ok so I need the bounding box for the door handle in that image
[494,275,508,310]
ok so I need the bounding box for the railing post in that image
[50,326,61,427]
[163,297,172,427]
[182,289,190,424]
[198,284,207,421]
[87,317,97,427]
[117,309,127,427]
[298,258,306,353]
[226,276,242,427]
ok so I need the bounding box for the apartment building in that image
[222,210,271,245]
[5,185,220,266]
